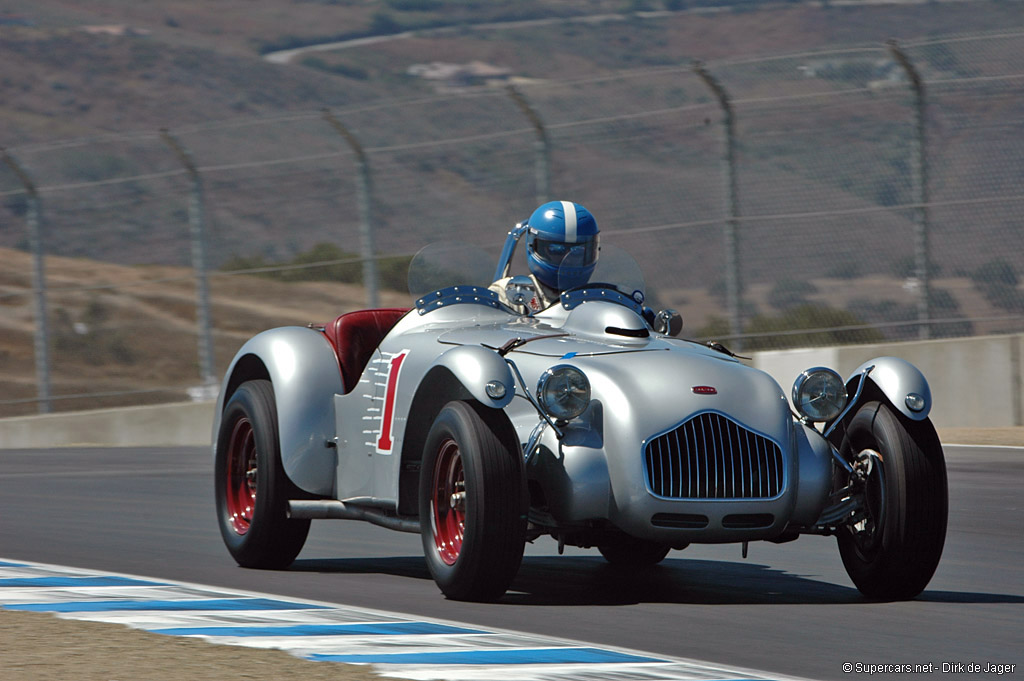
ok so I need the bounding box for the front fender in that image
[394,344,517,516]
[214,326,343,496]
[433,344,515,409]
[847,356,932,421]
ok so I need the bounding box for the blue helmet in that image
[526,200,599,290]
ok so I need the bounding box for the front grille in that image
[644,412,784,500]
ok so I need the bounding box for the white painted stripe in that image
[561,201,578,242]
[60,609,407,628]
[173,632,541,656]
[376,661,750,681]
[0,585,239,604]
[0,558,812,681]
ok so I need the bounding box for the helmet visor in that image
[531,235,599,268]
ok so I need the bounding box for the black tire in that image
[214,379,310,569]
[598,538,671,567]
[837,401,947,600]
[419,400,526,601]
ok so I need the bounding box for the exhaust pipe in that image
[287,499,420,534]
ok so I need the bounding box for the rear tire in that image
[837,402,947,600]
[419,401,526,601]
[215,379,310,569]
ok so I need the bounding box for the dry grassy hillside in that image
[2,243,1013,417]
[3,1,1021,282]
[0,246,409,416]
[2,1,1022,415]
[2,1,1020,144]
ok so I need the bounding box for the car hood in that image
[436,318,788,441]
[438,323,650,356]
[570,346,790,441]
[435,302,716,358]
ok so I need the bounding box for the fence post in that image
[323,110,379,309]
[2,148,52,413]
[693,61,744,349]
[889,40,931,340]
[506,85,551,205]
[159,130,216,388]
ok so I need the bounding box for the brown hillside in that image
[0,246,409,416]
[1,244,1011,417]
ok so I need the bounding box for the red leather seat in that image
[322,308,409,393]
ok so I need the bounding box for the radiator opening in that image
[644,412,784,500]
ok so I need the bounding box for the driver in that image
[490,200,599,313]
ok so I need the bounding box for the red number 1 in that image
[376,351,408,453]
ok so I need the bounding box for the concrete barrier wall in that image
[754,333,1023,429]
[1,334,1021,447]
[0,401,215,449]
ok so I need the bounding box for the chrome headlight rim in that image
[536,364,591,423]
[792,367,847,423]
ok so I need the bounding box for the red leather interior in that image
[322,308,410,393]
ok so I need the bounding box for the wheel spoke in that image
[226,418,257,536]
[432,439,465,566]
[849,449,885,559]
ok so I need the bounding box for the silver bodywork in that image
[847,356,932,421]
[213,273,933,546]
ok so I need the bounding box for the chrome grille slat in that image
[729,417,737,497]
[713,415,722,498]
[671,429,682,498]
[755,434,764,498]
[700,414,709,498]
[644,413,783,500]
[663,426,671,493]
[758,435,767,498]
[726,421,734,498]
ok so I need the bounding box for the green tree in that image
[971,259,1018,288]
[369,11,402,35]
[221,243,411,292]
[767,278,818,311]
[971,259,1022,312]
[696,305,883,351]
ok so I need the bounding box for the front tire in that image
[419,401,526,601]
[837,402,947,600]
[215,379,310,569]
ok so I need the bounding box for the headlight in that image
[537,365,591,422]
[792,367,847,422]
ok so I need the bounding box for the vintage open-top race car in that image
[213,220,947,602]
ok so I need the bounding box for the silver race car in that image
[213,227,947,602]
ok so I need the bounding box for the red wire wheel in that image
[225,417,257,536]
[214,379,310,569]
[418,401,526,601]
[430,438,466,566]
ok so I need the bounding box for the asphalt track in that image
[1,444,1021,680]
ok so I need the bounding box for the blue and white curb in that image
[0,558,808,681]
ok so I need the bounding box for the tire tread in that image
[838,402,947,600]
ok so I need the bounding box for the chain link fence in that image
[2,29,1023,415]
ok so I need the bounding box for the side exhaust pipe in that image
[288,500,420,534]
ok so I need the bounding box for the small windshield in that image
[407,242,495,299]
[558,243,645,306]
[408,240,645,313]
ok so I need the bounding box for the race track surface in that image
[0,444,1020,680]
